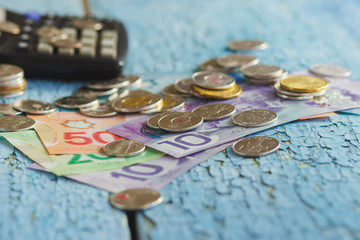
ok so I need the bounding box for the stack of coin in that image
[0,64,27,98]
[241,64,287,85]
[189,71,242,99]
[275,75,329,100]
[198,54,259,73]
[81,75,133,97]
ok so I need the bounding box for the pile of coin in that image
[241,64,287,85]
[275,75,329,100]
[198,54,260,73]
[0,64,27,98]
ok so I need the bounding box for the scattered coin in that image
[216,54,259,69]
[146,112,171,129]
[55,95,99,109]
[112,90,162,112]
[109,188,163,211]
[87,77,131,90]
[274,81,326,97]
[158,112,203,132]
[309,64,351,78]
[280,75,329,93]
[126,75,142,88]
[51,38,82,48]
[0,115,36,131]
[198,58,236,72]
[162,84,191,97]
[232,109,277,127]
[76,86,119,97]
[0,103,22,116]
[228,40,268,51]
[103,139,145,157]
[0,21,20,35]
[232,136,280,157]
[175,78,194,94]
[108,89,130,102]
[80,102,117,117]
[192,84,242,99]
[72,18,103,30]
[192,103,236,120]
[241,64,284,79]
[192,71,235,90]
[13,99,56,114]
[142,95,185,114]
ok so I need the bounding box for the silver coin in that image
[0,64,24,81]
[80,102,117,117]
[109,188,163,211]
[13,99,56,114]
[216,54,259,69]
[126,75,142,88]
[103,139,145,157]
[245,71,288,85]
[0,103,22,116]
[0,91,25,98]
[273,81,326,97]
[175,78,194,94]
[232,136,280,157]
[309,64,352,78]
[55,95,99,109]
[276,92,313,101]
[192,103,236,121]
[87,77,131,90]
[108,89,130,102]
[112,91,162,112]
[0,115,36,131]
[232,109,278,127]
[198,58,236,72]
[76,87,119,97]
[192,71,235,90]
[162,84,191,97]
[142,95,185,114]
[241,64,284,79]
[0,77,25,87]
[146,112,172,129]
[158,112,203,132]
[228,40,268,51]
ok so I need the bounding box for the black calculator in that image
[0,7,127,80]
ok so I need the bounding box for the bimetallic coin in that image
[309,64,352,78]
[13,99,56,114]
[146,112,171,129]
[232,136,280,157]
[55,95,99,109]
[36,26,67,41]
[109,188,163,211]
[241,64,284,79]
[193,71,235,90]
[280,76,329,93]
[162,84,191,97]
[0,116,36,131]
[192,84,242,99]
[175,78,194,94]
[274,81,326,97]
[72,18,103,30]
[80,102,117,117]
[0,21,20,35]
[0,103,22,116]
[51,38,82,48]
[198,58,235,72]
[87,77,131,90]
[112,91,162,112]
[76,87,118,97]
[158,112,203,132]
[216,54,259,69]
[0,64,24,81]
[192,103,236,121]
[103,139,145,157]
[228,40,268,51]
[232,109,277,127]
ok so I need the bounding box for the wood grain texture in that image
[1,0,360,239]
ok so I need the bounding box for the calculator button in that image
[62,27,77,39]
[82,29,97,39]
[17,42,29,52]
[101,30,117,40]
[25,12,41,21]
[72,18,103,30]
[100,47,117,59]
[101,38,116,48]
[51,38,82,49]
[44,19,55,26]
[37,43,53,54]
[20,34,30,41]
[22,25,32,33]
[81,37,96,46]
[80,46,95,57]
[58,47,74,56]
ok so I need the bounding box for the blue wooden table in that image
[1,0,360,239]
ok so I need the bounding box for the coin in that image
[192,103,236,120]
[228,40,268,51]
[55,95,99,109]
[142,95,185,114]
[112,91,162,112]
[51,38,82,48]
[103,139,145,157]
[0,103,22,116]
[216,54,259,69]
[162,84,191,97]
[0,116,36,131]
[126,75,142,88]
[192,71,235,90]
[0,77,25,87]
[146,112,171,129]
[109,188,163,211]
[87,77,131,90]
[13,100,56,114]
[232,136,280,157]
[273,81,326,97]
[276,92,313,100]
[232,109,277,127]
[76,87,119,97]
[241,64,284,79]
[192,84,242,99]
[0,91,25,98]
[108,89,130,102]
[0,21,20,35]
[280,75,329,93]
[309,64,352,78]
[198,58,235,72]
[0,64,24,81]
[72,18,103,30]
[80,102,117,117]
[36,26,67,41]
[175,78,194,94]
[158,112,203,132]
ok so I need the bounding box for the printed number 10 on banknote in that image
[29,112,126,155]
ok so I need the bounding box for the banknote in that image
[29,112,130,155]
[107,70,360,158]
[1,131,164,176]
[28,141,232,192]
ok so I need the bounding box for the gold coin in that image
[280,76,329,93]
[72,18,103,30]
[193,84,242,99]
[121,96,153,107]
[0,21,20,35]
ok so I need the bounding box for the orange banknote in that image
[29,112,127,155]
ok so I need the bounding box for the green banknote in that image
[1,130,164,176]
